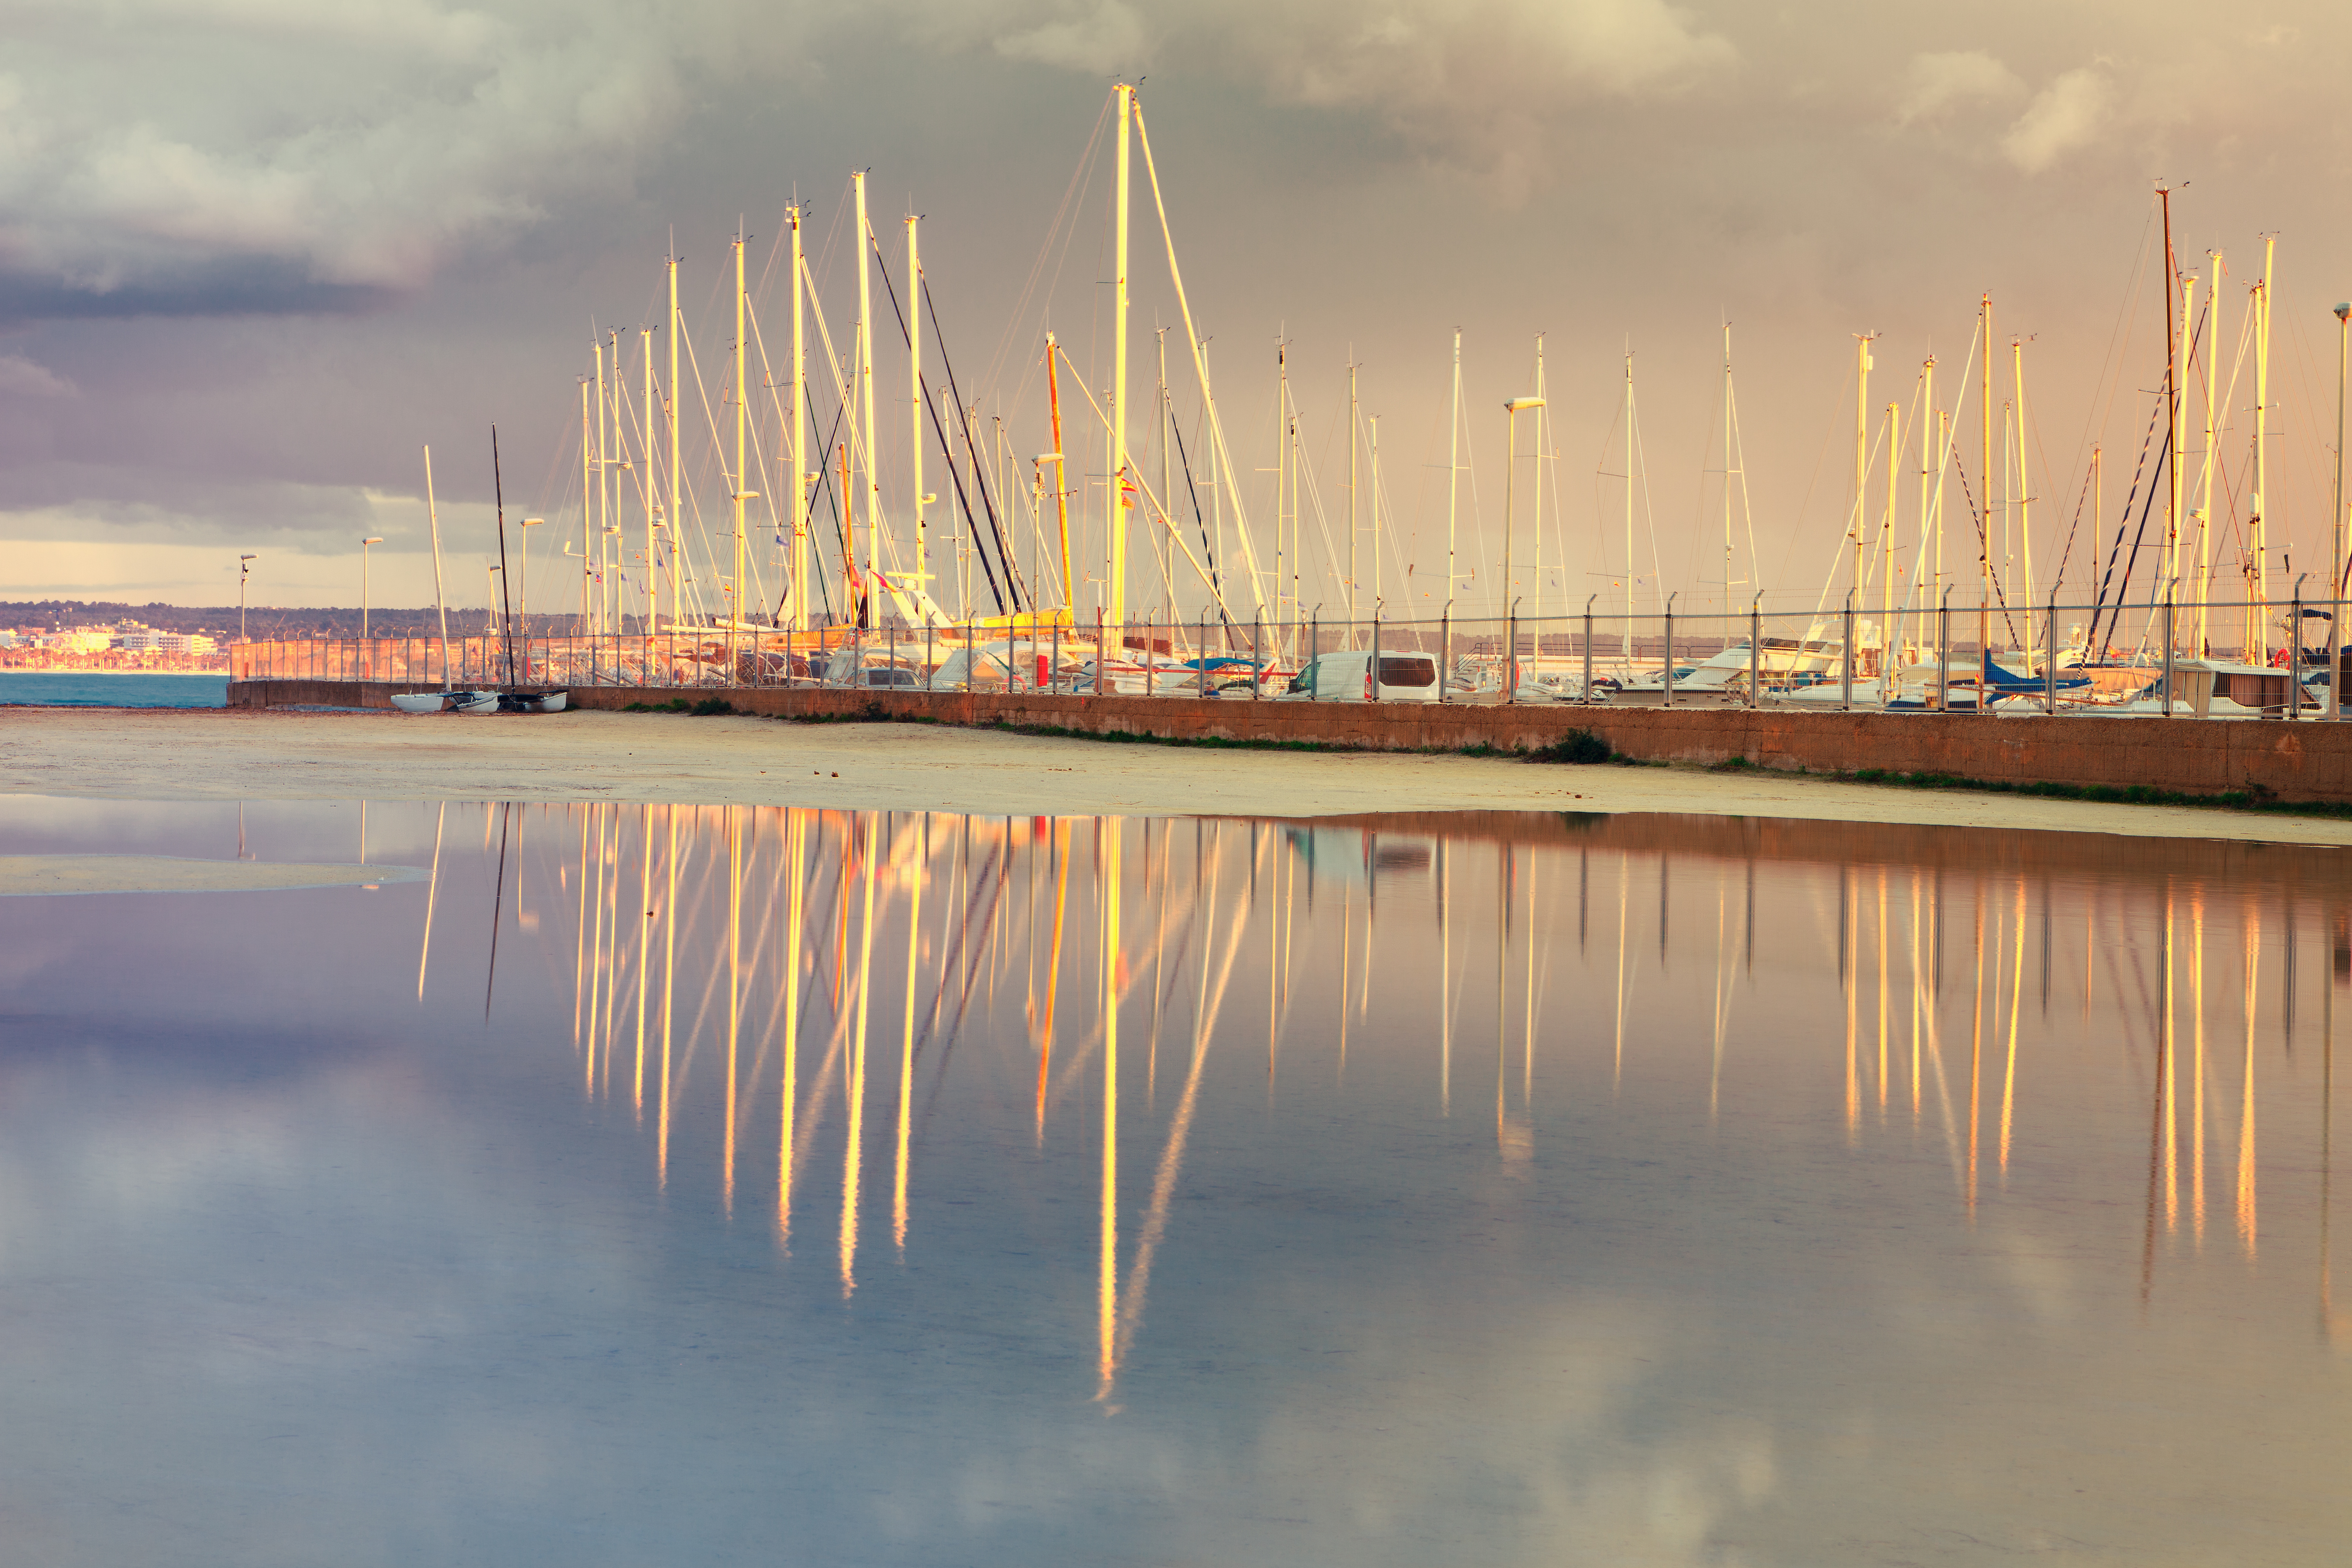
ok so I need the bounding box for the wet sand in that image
[0,853,423,897]
[6,705,2351,846]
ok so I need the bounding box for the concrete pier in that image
[224,680,2352,805]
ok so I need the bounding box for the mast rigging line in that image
[2084,393,2170,657]
[921,271,1032,612]
[864,224,1015,617]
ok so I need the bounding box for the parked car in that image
[1279,650,1442,702]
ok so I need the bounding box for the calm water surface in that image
[1,798,2344,1566]
[0,671,227,707]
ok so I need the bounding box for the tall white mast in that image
[2253,235,2275,662]
[2199,250,2223,655]
[908,213,925,606]
[667,240,680,634]
[1915,354,1936,658]
[731,221,747,671]
[2017,334,2035,631]
[1623,351,1635,671]
[580,378,593,633]
[1108,81,1133,631]
[1369,413,1382,618]
[641,326,653,636]
[1447,329,1461,616]
[791,204,807,632]
[423,444,450,679]
[856,172,880,625]
[1852,331,1874,606]
[1347,358,1359,634]
[1722,324,1735,622]
[1533,334,1546,625]
[593,333,608,636]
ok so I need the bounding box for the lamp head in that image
[1504,397,1546,413]
[2337,303,2351,321]
[361,536,384,546]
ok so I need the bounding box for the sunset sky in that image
[6,0,2350,622]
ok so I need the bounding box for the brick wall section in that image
[225,681,2352,804]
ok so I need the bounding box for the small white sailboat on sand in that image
[393,432,570,715]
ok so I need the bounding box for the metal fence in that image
[230,593,2352,718]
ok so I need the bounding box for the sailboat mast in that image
[1277,342,1291,634]
[2254,235,2275,662]
[908,214,925,609]
[579,379,593,634]
[1159,329,1173,620]
[1916,355,1937,662]
[1722,323,1735,622]
[2200,250,2223,655]
[1347,359,1359,634]
[1369,414,1382,616]
[1853,332,1873,606]
[1448,330,1462,617]
[594,333,608,637]
[1108,81,1133,632]
[1533,334,1546,627]
[424,444,450,680]
[2015,338,2035,626]
[1623,351,1634,672]
[1046,333,1073,609]
[1883,400,1898,660]
[856,173,879,628]
[640,327,652,637]
[791,204,807,633]
[732,222,747,670]
[667,244,680,635]
[1979,294,1993,645]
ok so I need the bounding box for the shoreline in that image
[6,706,2352,848]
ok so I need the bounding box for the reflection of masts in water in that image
[485,805,511,1020]
[1104,821,1258,1404]
[843,812,880,1297]
[634,803,650,1121]
[2323,950,2336,1343]
[2000,877,2025,1177]
[418,802,446,1002]
[1613,854,1630,1087]
[725,805,743,1217]
[895,815,927,1257]
[2193,892,2208,1242]
[780,810,806,1246]
[1438,839,1452,1115]
[2240,903,2261,1255]
[587,805,609,1095]
[1095,817,1122,1403]
[1967,886,1983,1218]
[1035,819,1070,1141]
[660,805,679,1191]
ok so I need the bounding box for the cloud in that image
[993,0,1149,73]
[1895,50,2024,125]
[0,353,74,398]
[2002,65,2112,174]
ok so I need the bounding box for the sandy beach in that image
[6,705,2351,847]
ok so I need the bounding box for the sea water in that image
[0,670,227,707]
[0,797,2344,1566]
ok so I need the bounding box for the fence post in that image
[2163,591,2178,719]
[1749,594,1761,710]
[1371,609,1382,703]
[2045,590,2059,716]
[1663,595,1676,709]
[1840,590,1854,711]
[1584,595,1596,705]
[1440,609,1452,704]
[1937,587,1952,712]
[1199,615,1210,698]
[1251,613,1261,700]
[1506,599,1521,704]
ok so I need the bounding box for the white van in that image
[1280,649,1442,702]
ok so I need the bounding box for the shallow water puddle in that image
[0,798,2344,1566]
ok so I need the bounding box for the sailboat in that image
[392,444,504,714]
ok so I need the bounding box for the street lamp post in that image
[360,537,384,640]
[238,554,257,641]
[1502,396,1545,696]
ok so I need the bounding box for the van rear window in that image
[1377,657,1436,687]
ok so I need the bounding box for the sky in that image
[5,0,2352,627]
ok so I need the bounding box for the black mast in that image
[492,426,515,687]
